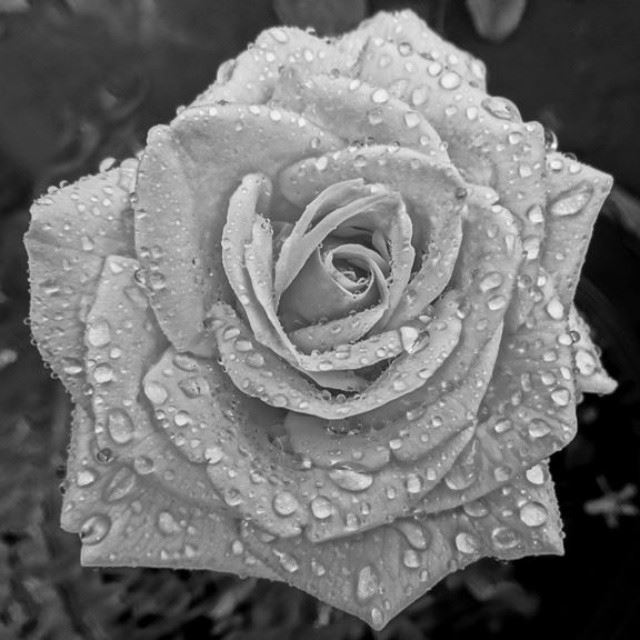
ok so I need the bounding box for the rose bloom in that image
[26,10,616,628]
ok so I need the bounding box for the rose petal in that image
[338,10,488,92]
[85,256,219,507]
[421,275,578,513]
[143,340,478,542]
[240,468,562,629]
[356,36,547,327]
[542,152,613,304]
[569,305,617,395]
[278,245,388,331]
[194,26,357,106]
[134,103,342,350]
[62,406,276,578]
[280,145,466,327]
[210,294,461,419]
[283,324,502,471]
[24,162,137,400]
[271,67,448,164]
[223,176,403,371]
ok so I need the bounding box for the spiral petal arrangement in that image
[26,10,616,629]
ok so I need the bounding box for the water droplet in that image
[204,445,224,464]
[528,419,551,439]
[518,163,533,178]
[551,387,570,406]
[370,607,384,628]
[549,182,593,216]
[525,464,545,485]
[87,319,111,347]
[179,376,211,398]
[144,380,168,405]
[93,363,114,384]
[487,295,506,311]
[133,455,154,475]
[455,532,480,554]
[81,235,95,252]
[356,565,379,601]
[481,97,517,120]
[575,349,597,376]
[106,409,135,444]
[519,501,548,527]
[463,500,489,518]
[444,466,476,491]
[403,111,421,129]
[270,27,288,43]
[402,549,421,568]
[410,86,428,106]
[310,495,333,519]
[396,519,430,549]
[158,511,182,535]
[478,271,503,292]
[272,491,299,516]
[494,419,512,434]
[173,353,199,371]
[77,468,97,487]
[80,514,111,545]
[405,473,423,494]
[546,298,564,320]
[491,526,519,550]
[439,71,461,90]
[398,41,413,56]
[103,466,137,502]
[274,549,299,573]
[371,88,390,104]
[329,467,373,491]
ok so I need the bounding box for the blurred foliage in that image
[1,1,639,639]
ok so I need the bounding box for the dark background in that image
[1,1,639,639]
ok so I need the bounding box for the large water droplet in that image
[455,531,480,554]
[87,319,111,347]
[103,466,137,502]
[439,71,461,90]
[310,495,333,519]
[80,514,111,545]
[528,419,551,439]
[549,182,593,217]
[93,363,114,384]
[575,349,597,376]
[329,467,373,491]
[402,549,421,569]
[144,380,168,405]
[396,519,430,549]
[356,565,379,602]
[107,409,135,444]
[491,526,519,550]
[76,468,97,487]
[519,501,548,527]
[272,491,299,516]
[204,445,224,465]
[157,510,182,535]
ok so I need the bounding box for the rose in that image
[26,10,616,628]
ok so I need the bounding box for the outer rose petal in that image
[240,468,563,630]
[63,406,276,578]
[338,10,488,92]
[194,26,358,106]
[25,161,137,401]
[134,104,342,350]
[542,152,614,304]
